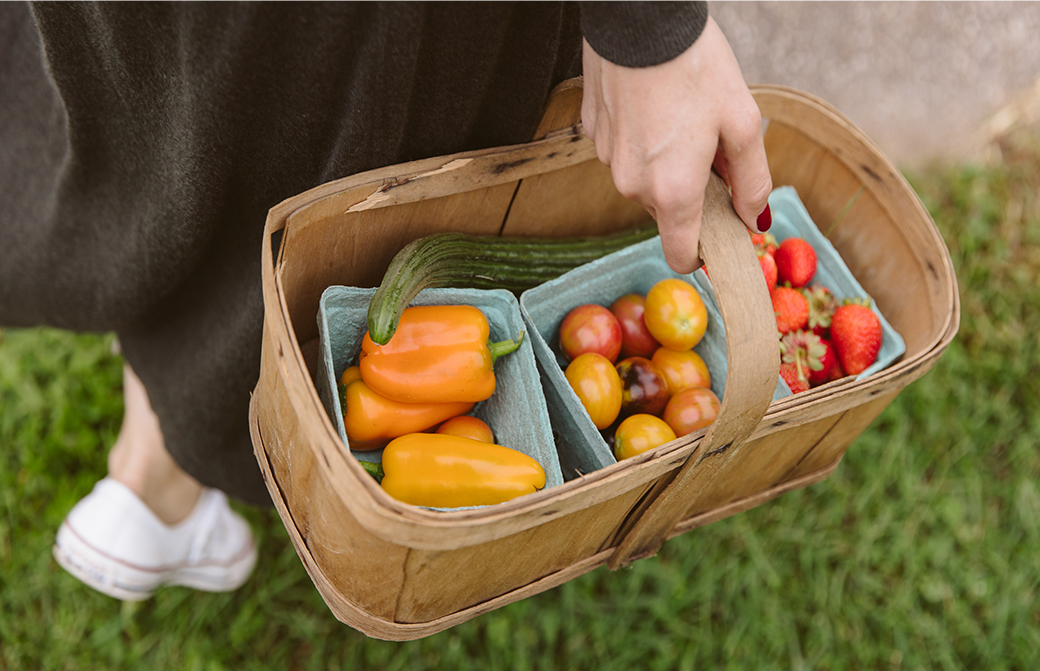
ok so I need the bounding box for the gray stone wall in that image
[711,1,1040,167]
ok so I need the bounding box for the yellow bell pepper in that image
[359,305,522,404]
[374,433,545,507]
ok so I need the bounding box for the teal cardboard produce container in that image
[315,286,565,505]
[519,236,787,480]
[520,188,905,480]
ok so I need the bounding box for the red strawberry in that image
[831,302,882,375]
[780,329,825,393]
[759,251,778,294]
[775,238,817,288]
[801,285,839,337]
[772,286,809,334]
[780,362,811,394]
[751,231,778,257]
[808,337,844,386]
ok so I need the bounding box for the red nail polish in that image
[757,204,772,232]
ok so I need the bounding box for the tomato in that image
[609,293,660,359]
[436,415,494,443]
[613,414,677,461]
[615,356,670,419]
[558,304,623,362]
[663,386,720,437]
[650,348,711,397]
[565,352,622,429]
[643,278,708,351]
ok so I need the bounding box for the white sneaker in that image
[53,478,258,601]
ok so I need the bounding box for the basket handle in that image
[608,171,780,569]
[532,77,782,567]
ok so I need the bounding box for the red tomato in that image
[615,356,670,418]
[650,347,711,397]
[613,414,677,461]
[565,352,622,429]
[663,386,720,437]
[558,304,623,362]
[436,415,494,443]
[643,279,708,351]
[609,294,660,359]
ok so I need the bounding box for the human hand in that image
[581,17,772,274]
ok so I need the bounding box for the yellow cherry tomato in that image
[613,414,677,461]
[643,278,708,351]
[650,347,711,397]
[436,415,495,443]
[565,352,622,430]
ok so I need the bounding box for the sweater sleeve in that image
[579,1,708,68]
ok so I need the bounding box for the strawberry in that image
[780,362,811,394]
[751,231,778,257]
[808,337,844,386]
[772,286,809,334]
[759,251,778,294]
[775,237,817,288]
[780,330,825,393]
[801,285,839,337]
[830,302,882,375]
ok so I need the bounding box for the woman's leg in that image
[106,365,202,525]
[52,364,258,601]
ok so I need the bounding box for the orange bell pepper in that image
[339,369,473,450]
[373,433,545,508]
[359,305,522,404]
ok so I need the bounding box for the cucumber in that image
[367,223,658,344]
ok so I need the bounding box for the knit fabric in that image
[581,1,708,68]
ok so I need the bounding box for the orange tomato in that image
[663,386,720,437]
[643,278,708,351]
[650,348,711,397]
[436,415,494,443]
[613,414,677,461]
[558,304,623,363]
[565,352,622,430]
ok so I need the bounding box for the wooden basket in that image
[249,82,958,641]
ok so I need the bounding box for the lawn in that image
[2,131,1039,670]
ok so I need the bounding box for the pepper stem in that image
[359,460,384,483]
[488,330,525,364]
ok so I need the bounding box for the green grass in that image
[3,134,1040,670]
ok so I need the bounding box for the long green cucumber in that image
[367,222,658,344]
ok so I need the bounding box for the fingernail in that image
[757,204,772,232]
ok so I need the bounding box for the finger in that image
[712,147,730,189]
[717,99,773,233]
[650,167,709,275]
[655,200,704,275]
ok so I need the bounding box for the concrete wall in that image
[711,1,1040,168]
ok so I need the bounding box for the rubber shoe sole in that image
[54,521,257,601]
